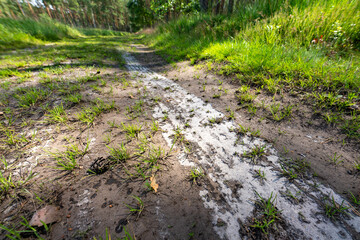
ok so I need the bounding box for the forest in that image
[0,0,360,239]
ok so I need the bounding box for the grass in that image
[125,195,144,219]
[324,195,349,219]
[46,103,68,123]
[251,192,281,234]
[189,167,205,184]
[0,17,81,51]
[0,17,126,51]
[48,141,89,171]
[122,122,142,138]
[14,87,49,108]
[77,98,115,125]
[243,145,266,161]
[0,216,45,240]
[0,170,35,199]
[107,144,130,162]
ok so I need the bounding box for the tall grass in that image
[0,17,82,51]
[147,0,360,92]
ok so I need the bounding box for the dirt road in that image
[124,45,360,239]
[1,37,359,240]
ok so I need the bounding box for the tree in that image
[199,0,208,12]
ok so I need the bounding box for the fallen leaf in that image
[150,175,159,193]
[29,205,62,227]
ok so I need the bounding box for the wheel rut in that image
[123,50,360,239]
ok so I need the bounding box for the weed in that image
[348,191,360,206]
[14,87,49,108]
[1,156,12,171]
[212,93,221,98]
[269,104,293,121]
[107,120,120,128]
[226,110,235,120]
[65,93,82,103]
[0,216,45,240]
[77,98,114,125]
[46,103,68,123]
[235,91,256,105]
[354,160,360,171]
[122,122,142,138]
[151,119,159,132]
[189,167,204,184]
[143,145,165,167]
[280,164,298,180]
[251,192,280,234]
[125,195,144,217]
[255,169,266,181]
[324,195,349,220]
[247,104,257,115]
[103,134,112,144]
[107,143,129,162]
[243,145,266,161]
[329,153,343,165]
[284,190,301,203]
[236,124,261,137]
[0,170,35,198]
[49,141,89,171]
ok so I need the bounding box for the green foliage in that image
[0,17,82,50]
[251,192,281,234]
[48,141,89,171]
[107,143,130,162]
[14,87,49,108]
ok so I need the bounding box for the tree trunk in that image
[219,0,225,14]
[199,0,208,12]
[43,2,53,18]
[235,0,240,11]
[91,9,96,28]
[214,0,221,14]
[228,0,234,14]
[25,0,37,19]
[16,0,26,17]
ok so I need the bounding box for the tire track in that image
[123,51,360,239]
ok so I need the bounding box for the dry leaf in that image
[29,205,62,227]
[150,176,159,193]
